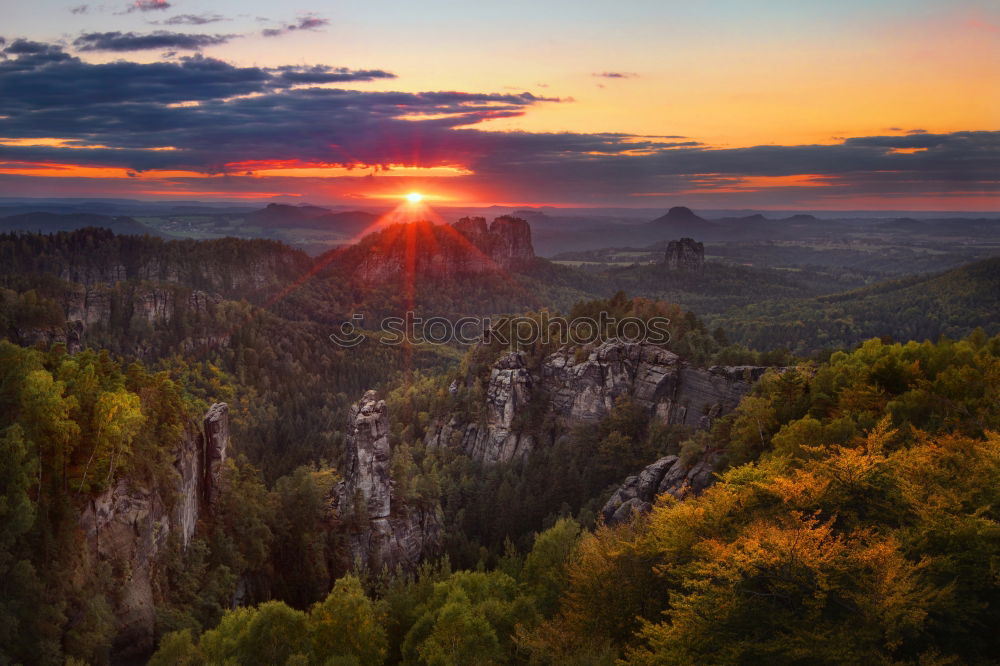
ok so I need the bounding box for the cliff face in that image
[332,391,442,572]
[14,283,230,357]
[353,216,534,282]
[78,403,229,659]
[665,237,705,272]
[50,238,309,298]
[426,341,773,465]
[3,228,311,355]
[452,215,534,265]
[600,452,718,525]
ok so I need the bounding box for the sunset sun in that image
[406,192,424,203]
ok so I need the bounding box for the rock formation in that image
[453,215,535,265]
[665,237,705,272]
[600,452,718,526]
[203,402,229,507]
[425,340,775,465]
[353,216,534,282]
[78,403,229,659]
[332,391,442,572]
[20,284,230,357]
[42,231,309,297]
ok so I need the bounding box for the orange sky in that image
[0,0,997,208]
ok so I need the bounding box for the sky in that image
[0,0,997,209]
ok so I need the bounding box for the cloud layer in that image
[0,40,996,206]
[73,31,236,51]
[262,15,330,38]
[128,0,170,12]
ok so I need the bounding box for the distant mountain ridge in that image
[715,256,1000,353]
[246,203,377,235]
[0,212,165,237]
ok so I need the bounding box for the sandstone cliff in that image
[665,237,705,272]
[3,228,310,355]
[352,216,535,282]
[600,452,718,525]
[426,340,772,465]
[78,403,229,659]
[13,282,231,357]
[331,391,442,573]
[452,215,534,265]
[47,232,309,298]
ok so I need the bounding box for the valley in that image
[1,206,999,664]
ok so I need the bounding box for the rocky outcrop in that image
[52,239,308,298]
[426,340,774,465]
[665,237,705,272]
[78,403,229,659]
[12,319,85,353]
[540,342,682,422]
[600,451,718,525]
[453,215,534,265]
[353,217,534,282]
[332,391,442,572]
[9,281,229,358]
[672,365,769,428]
[431,353,537,465]
[203,402,229,508]
[67,284,223,328]
[338,392,393,519]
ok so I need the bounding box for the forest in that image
[1,227,999,664]
[147,333,1000,664]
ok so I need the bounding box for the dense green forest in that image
[710,257,1000,354]
[2,228,1000,664]
[145,333,1000,664]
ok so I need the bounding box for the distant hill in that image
[713,213,769,225]
[245,203,377,235]
[714,257,1000,354]
[647,206,719,238]
[0,212,164,237]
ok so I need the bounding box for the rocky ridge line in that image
[426,340,773,465]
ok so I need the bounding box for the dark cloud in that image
[271,65,396,85]
[161,13,228,25]
[0,48,401,116]
[70,4,89,14]
[0,50,270,107]
[73,31,236,52]
[128,0,170,12]
[262,15,330,37]
[0,40,995,205]
[593,72,637,79]
[4,38,61,55]
[296,16,328,30]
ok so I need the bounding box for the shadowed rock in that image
[353,216,535,281]
[665,237,705,272]
[601,451,719,525]
[426,340,776,465]
[78,402,229,659]
[332,390,442,573]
